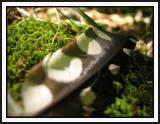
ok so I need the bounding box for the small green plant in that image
[113,81,123,91]
[104,96,135,117]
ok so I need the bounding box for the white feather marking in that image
[93,28,111,41]
[77,33,102,55]
[87,39,102,55]
[47,58,82,83]
[45,50,82,83]
[22,84,53,115]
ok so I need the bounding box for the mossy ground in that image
[102,51,153,117]
[7,18,88,100]
[7,18,153,117]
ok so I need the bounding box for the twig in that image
[16,7,30,18]
[8,14,22,20]
[74,8,102,30]
[74,8,111,35]
[51,8,61,44]
[56,8,78,27]
[141,32,152,40]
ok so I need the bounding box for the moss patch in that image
[7,18,88,100]
[103,51,153,117]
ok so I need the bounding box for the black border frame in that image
[5,6,154,119]
[1,0,159,123]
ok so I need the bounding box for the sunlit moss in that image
[7,18,88,100]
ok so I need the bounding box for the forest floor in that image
[7,7,153,117]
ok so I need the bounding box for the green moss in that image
[113,81,123,91]
[104,51,153,117]
[121,52,153,87]
[8,83,23,101]
[7,18,88,99]
[104,96,134,117]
